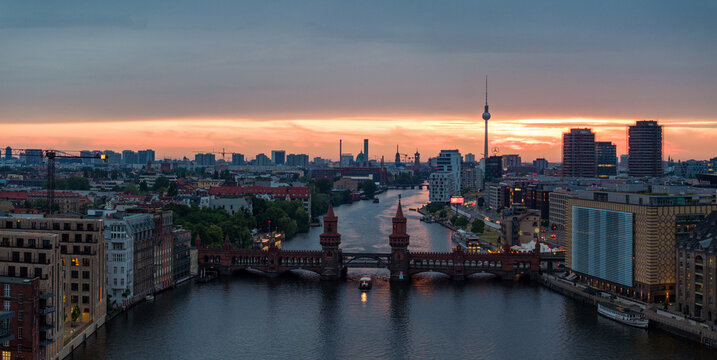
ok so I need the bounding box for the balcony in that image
[40,324,53,332]
[39,337,55,347]
[39,306,55,315]
[0,312,15,343]
[39,292,55,300]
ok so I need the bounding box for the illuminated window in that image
[71,258,79,266]
[2,350,10,360]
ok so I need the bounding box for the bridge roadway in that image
[199,246,564,280]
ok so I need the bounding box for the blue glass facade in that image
[572,206,634,287]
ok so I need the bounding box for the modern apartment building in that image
[428,172,455,203]
[436,150,462,191]
[566,192,717,303]
[0,215,106,359]
[0,230,61,360]
[104,218,135,305]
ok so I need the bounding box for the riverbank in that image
[538,273,717,349]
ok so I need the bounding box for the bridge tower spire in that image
[320,203,344,280]
[389,197,410,281]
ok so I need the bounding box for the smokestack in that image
[339,139,342,165]
[363,139,369,167]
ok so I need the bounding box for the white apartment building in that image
[429,172,456,203]
[437,150,462,192]
[105,218,134,305]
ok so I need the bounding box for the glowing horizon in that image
[2,115,715,163]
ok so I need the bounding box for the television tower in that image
[482,76,491,178]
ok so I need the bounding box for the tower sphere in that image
[482,111,491,121]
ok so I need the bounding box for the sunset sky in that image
[2,1,716,162]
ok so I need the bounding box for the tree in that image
[139,181,148,193]
[453,216,468,228]
[438,209,447,218]
[359,180,377,198]
[124,184,139,195]
[167,182,178,196]
[152,176,170,190]
[425,203,443,213]
[314,178,332,194]
[71,306,81,325]
[471,219,485,234]
[205,224,224,246]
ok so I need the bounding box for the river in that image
[69,189,715,359]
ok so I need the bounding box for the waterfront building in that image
[172,228,192,284]
[548,189,574,242]
[428,172,455,203]
[628,120,663,177]
[566,192,717,302]
[676,211,717,323]
[0,231,61,360]
[596,141,617,178]
[0,215,107,359]
[123,214,154,298]
[562,128,596,177]
[333,178,358,192]
[104,217,135,305]
[271,150,286,165]
[500,204,541,251]
[152,211,173,292]
[437,150,461,192]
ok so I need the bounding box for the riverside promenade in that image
[540,273,717,348]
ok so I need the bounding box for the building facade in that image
[562,128,596,177]
[104,218,134,305]
[676,211,717,324]
[428,172,455,203]
[566,193,717,303]
[595,141,617,178]
[628,120,663,177]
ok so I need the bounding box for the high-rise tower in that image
[628,120,663,177]
[482,76,491,185]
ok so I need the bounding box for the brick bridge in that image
[198,201,562,281]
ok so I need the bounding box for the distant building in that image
[502,154,521,170]
[460,163,482,192]
[674,160,711,178]
[207,197,252,215]
[414,151,420,168]
[255,153,271,166]
[172,228,192,284]
[595,141,617,178]
[533,158,549,175]
[4,146,11,160]
[194,153,216,166]
[24,149,43,165]
[286,154,309,167]
[271,150,286,165]
[333,177,358,192]
[122,150,138,164]
[484,156,503,183]
[340,154,354,167]
[562,128,596,177]
[137,149,155,165]
[628,120,663,177]
[464,153,476,163]
[231,153,245,165]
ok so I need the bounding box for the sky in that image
[1,1,716,162]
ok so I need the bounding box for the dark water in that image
[70,190,714,359]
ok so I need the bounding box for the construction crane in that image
[193,148,233,161]
[13,149,106,214]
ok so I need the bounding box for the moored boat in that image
[597,303,648,328]
[372,197,379,203]
[359,277,372,290]
[145,294,155,302]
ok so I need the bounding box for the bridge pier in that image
[452,273,465,281]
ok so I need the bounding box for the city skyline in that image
[2,1,717,161]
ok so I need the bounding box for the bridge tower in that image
[320,203,344,280]
[389,199,410,281]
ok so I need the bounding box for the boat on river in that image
[597,303,648,328]
[373,197,379,203]
[359,277,373,290]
